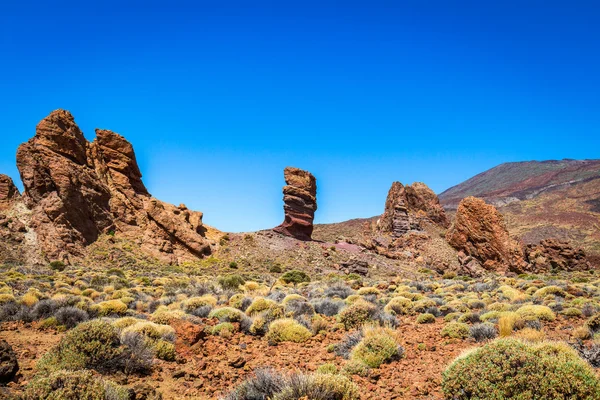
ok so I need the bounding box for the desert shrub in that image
[313,299,344,317]
[334,331,363,359]
[498,312,519,337]
[189,305,212,318]
[357,287,380,296]
[223,368,285,400]
[533,285,567,298]
[218,274,246,291]
[341,359,371,377]
[457,312,480,324]
[325,283,354,299]
[55,306,89,329]
[338,300,377,330]
[0,301,30,322]
[280,270,310,285]
[273,373,359,400]
[515,305,555,322]
[266,318,312,344]
[582,303,597,317]
[0,294,15,304]
[412,298,438,313]
[416,313,435,324]
[350,325,402,368]
[182,295,217,312]
[151,308,185,324]
[246,297,282,317]
[249,307,285,336]
[49,260,66,271]
[121,321,175,343]
[270,264,283,274]
[209,307,245,322]
[384,296,412,315]
[119,331,154,374]
[316,363,338,374]
[515,327,545,343]
[573,326,593,340]
[562,307,583,318]
[212,322,236,338]
[93,299,128,317]
[441,322,470,339]
[37,320,122,373]
[442,339,600,399]
[284,298,315,318]
[470,323,498,342]
[444,312,461,322]
[151,339,176,361]
[22,370,129,400]
[585,313,600,333]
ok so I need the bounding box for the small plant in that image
[416,313,435,324]
[218,274,246,291]
[338,300,378,330]
[384,296,412,315]
[280,270,311,285]
[469,323,498,342]
[350,325,402,368]
[22,370,129,400]
[442,339,600,399]
[266,318,312,344]
[49,260,66,271]
[441,322,470,339]
[229,261,238,269]
[209,307,245,322]
[153,339,177,361]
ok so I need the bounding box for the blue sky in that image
[1,1,599,232]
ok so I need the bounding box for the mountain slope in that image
[439,159,600,262]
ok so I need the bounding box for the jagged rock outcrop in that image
[273,167,317,241]
[15,109,211,264]
[339,259,369,276]
[378,182,448,236]
[523,239,591,273]
[0,340,18,384]
[446,196,523,272]
[0,175,20,206]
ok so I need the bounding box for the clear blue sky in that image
[1,1,599,232]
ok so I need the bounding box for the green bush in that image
[266,318,312,344]
[49,260,66,272]
[209,307,245,322]
[22,370,129,400]
[338,300,377,330]
[350,326,401,368]
[384,296,412,315]
[441,322,470,339]
[280,270,311,285]
[153,340,176,361]
[37,320,122,373]
[218,274,245,291]
[416,313,435,324]
[442,339,600,399]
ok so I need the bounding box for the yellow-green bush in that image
[209,306,245,322]
[246,297,280,316]
[22,370,129,400]
[350,326,401,368]
[441,322,470,339]
[182,295,217,312]
[338,300,377,330]
[416,313,435,324]
[384,296,412,315]
[92,299,128,317]
[515,305,555,322]
[442,339,600,399]
[266,318,312,344]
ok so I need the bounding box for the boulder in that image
[0,340,18,384]
[378,181,448,236]
[446,196,523,273]
[273,167,317,240]
[523,239,591,273]
[16,109,211,264]
[340,259,369,276]
[0,175,19,206]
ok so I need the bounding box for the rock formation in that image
[378,181,449,236]
[0,175,20,206]
[339,259,369,276]
[446,196,523,272]
[0,340,18,384]
[523,239,591,273]
[15,109,211,264]
[273,167,317,241]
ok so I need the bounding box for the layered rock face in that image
[273,167,317,241]
[378,181,448,236]
[446,196,523,272]
[523,239,591,273]
[0,175,20,206]
[15,109,211,264]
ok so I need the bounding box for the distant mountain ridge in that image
[439,159,600,263]
[439,159,600,209]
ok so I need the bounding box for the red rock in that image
[15,109,211,264]
[0,175,20,206]
[446,196,523,273]
[273,167,317,241]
